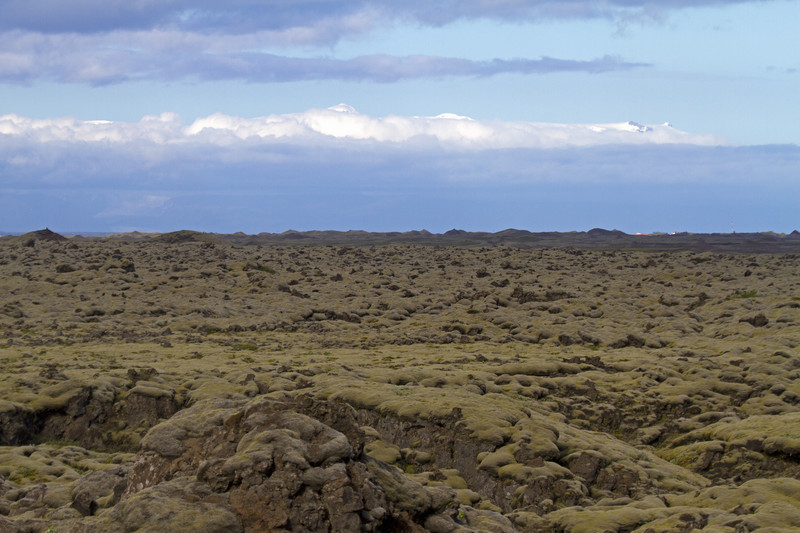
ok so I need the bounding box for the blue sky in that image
[1,0,798,234]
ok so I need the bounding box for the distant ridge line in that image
[3,228,800,253]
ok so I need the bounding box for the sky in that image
[0,0,798,234]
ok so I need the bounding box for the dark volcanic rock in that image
[740,312,769,327]
[28,228,68,242]
[0,405,36,445]
[1,379,181,452]
[113,396,491,532]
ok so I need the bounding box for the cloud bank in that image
[2,105,796,234]
[0,105,724,148]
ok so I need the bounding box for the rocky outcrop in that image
[122,395,513,532]
[353,407,678,516]
[0,396,514,532]
[0,372,181,452]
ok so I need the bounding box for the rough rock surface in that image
[2,237,800,531]
[1,396,511,532]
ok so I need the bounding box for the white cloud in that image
[0,112,184,143]
[0,105,726,148]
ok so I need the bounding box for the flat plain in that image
[1,229,800,532]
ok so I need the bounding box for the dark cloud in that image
[0,37,648,84]
[0,0,179,33]
[196,53,649,83]
[0,0,776,35]
[0,1,366,34]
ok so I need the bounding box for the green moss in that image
[113,478,243,532]
[456,488,481,505]
[658,440,725,469]
[129,383,174,398]
[11,465,38,481]
[729,289,758,299]
[29,379,88,408]
[478,449,516,474]
[34,437,79,448]
[365,440,402,464]
[232,344,258,351]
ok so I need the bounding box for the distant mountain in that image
[3,228,799,253]
[152,230,223,244]
[587,228,626,238]
[2,228,69,245]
